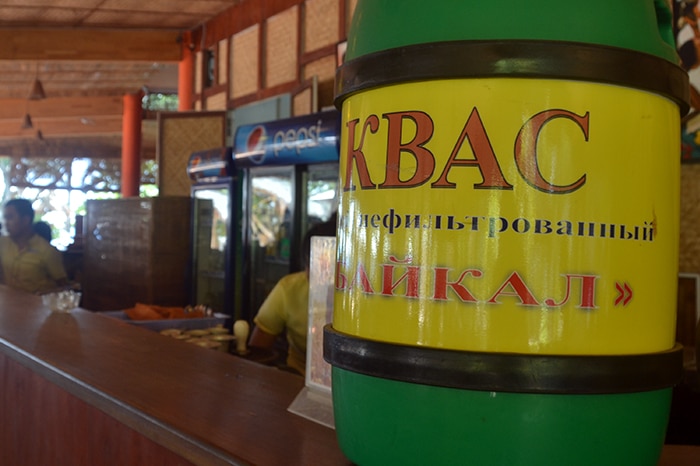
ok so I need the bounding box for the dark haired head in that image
[302,218,338,270]
[5,198,35,222]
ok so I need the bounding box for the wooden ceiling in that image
[0,0,241,160]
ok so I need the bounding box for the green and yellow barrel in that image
[324,1,689,465]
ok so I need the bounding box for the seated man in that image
[249,218,336,375]
[0,199,68,294]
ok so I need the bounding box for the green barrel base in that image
[332,367,672,466]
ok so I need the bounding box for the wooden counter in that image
[0,284,697,465]
[0,286,350,465]
[660,445,700,466]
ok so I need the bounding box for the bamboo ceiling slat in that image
[0,0,238,155]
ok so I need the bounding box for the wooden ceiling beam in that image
[0,116,122,139]
[0,137,138,159]
[0,29,183,61]
[0,137,124,159]
[0,132,156,160]
[0,99,160,153]
[0,96,124,119]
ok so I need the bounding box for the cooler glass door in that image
[192,186,230,314]
[247,167,294,314]
[306,162,339,228]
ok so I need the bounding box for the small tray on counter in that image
[98,311,229,332]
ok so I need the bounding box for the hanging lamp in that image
[28,78,46,100]
[28,62,46,100]
[21,113,33,129]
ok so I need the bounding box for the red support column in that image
[178,32,194,111]
[121,91,143,198]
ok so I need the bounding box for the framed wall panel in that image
[231,24,260,99]
[157,111,226,196]
[265,6,299,88]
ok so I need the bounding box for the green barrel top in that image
[346,0,677,62]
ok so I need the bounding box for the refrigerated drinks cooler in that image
[187,147,239,319]
[233,110,340,321]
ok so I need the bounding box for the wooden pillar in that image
[121,91,143,198]
[178,32,194,111]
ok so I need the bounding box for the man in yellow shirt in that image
[0,199,68,294]
[249,217,336,375]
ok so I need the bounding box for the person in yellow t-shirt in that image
[249,216,336,375]
[0,199,68,294]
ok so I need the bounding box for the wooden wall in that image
[681,164,700,274]
[82,197,193,311]
[0,352,195,466]
[188,0,356,115]
[678,164,700,348]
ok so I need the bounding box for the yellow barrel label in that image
[334,78,679,355]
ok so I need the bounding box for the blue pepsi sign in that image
[187,147,233,182]
[233,110,339,167]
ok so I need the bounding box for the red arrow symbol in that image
[623,283,633,306]
[614,282,633,307]
[615,283,624,306]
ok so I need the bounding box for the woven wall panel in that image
[158,113,224,196]
[231,25,259,99]
[206,91,227,110]
[293,87,312,116]
[303,54,335,82]
[680,164,700,273]
[265,6,298,88]
[303,0,338,52]
[218,38,228,85]
[303,54,335,108]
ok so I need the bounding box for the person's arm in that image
[248,326,278,349]
[248,277,288,349]
[45,244,69,288]
[54,276,70,289]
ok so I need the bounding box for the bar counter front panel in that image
[0,286,349,465]
[0,285,696,465]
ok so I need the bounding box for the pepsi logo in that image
[246,126,266,164]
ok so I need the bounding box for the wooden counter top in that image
[0,284,697,465]
[659,444,700,466]
[0,286,350,466]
